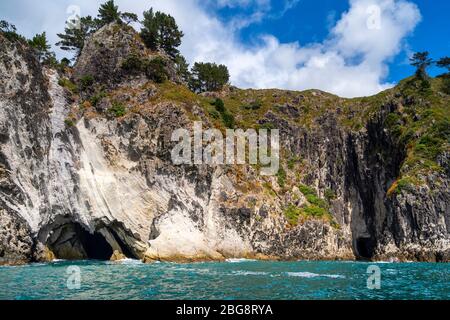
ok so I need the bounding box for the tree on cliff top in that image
[410,51,433,80]
[57,2,138,58]
[56,16,98,58]
[28,32,53,62]
[140,8,184,59]
[98,0,121,25]
[121,12,139,25]
[97,1,137,27]
[189,62,230,93]
[436,56,450,94]
[174,54,191,83]
[436,57,450,73]
[0,20,26,42]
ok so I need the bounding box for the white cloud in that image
[215,0,271,9]
[0,0,421,97]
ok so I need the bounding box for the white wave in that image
[115,258,143,265]
[171,267,212,274]
[31,263,47,267]
[232,271,269,276]
[226,258,257,263]
[286,272,345,279]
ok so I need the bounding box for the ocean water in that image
[0,260,448,300]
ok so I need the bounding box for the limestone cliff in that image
[0,24,449,265]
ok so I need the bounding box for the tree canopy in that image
[436,57,450,73]
[174,54,191,83]
[0,20,26,42]
[121,12,139,25]
[56,16,98,58]
[28,32,53,62]
[410,51,433,79]
[140,8,184,59]
[0,20,16,34]
[189,62,230,93]
[97,0,121,25]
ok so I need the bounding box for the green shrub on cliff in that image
[284,204,301,225]
[301,205,328,218]
[209,98,235,128]
[221,112,235,129]
[109,102,126,117]
[242,100,262,110]
[284,183,337,226]
[299,184,316,197]
[284,203,335,227]
[144,57,168,83]
[90,91,107,107]
[79,75,94,91]
[58,78,78,93]
[121,54,144,73]
[212,98,225,113]
[414,134,444,159]
[277,168,287,188]
[121,54,169,83]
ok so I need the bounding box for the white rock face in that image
[76,119,155,239]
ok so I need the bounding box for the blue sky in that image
[215,0,449,83]
[1,0,448,97]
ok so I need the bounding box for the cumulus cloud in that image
[0,0,421,97]
[215,0,271,9]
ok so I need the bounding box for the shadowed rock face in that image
[0,25,448,265]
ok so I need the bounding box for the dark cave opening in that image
[355,237,375,260]
[47,222,114,261]
[80,229,114,260]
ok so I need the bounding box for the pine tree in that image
[97,0,121,26]
[141,9,159,51]
[28,32,52,62]
[436,57,450,73]
[0,20,26,42]
[174,54,191,83]
[0,20,16,34]
[56,16,97,58]
[189,62,230,93]
[121,12,138,25]
[141,8,184,59]
[436,57,450,94]
[410,51,433,79]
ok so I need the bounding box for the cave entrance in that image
[81,229,114,260]
[47,222,114,261]
[355,237,375,260]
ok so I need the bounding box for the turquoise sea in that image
[0,260,448,300]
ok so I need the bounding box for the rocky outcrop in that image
[74,23,181,91]
[0,24,448,265]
